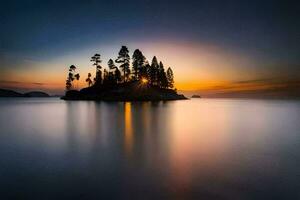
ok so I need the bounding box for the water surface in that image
[0,98,299,199]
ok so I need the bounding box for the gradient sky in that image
[1,0,299,96]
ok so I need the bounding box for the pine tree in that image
[166,67,174,88]
[115,46,130,82]
[115,68,122,83]
[108,71,115,84]
[103,68,109,84]
[150,56,159,85]
[66,65,76,90]
[141,63,150,81]
[74,73,80,81]
[132,49,146,80]
[108,59,117,84]
[90,54,102,85]
[86,73,93,87]
[158,61,168,88]
[108,59,116,70]
[74,73,80,89]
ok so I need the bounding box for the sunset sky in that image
[1,0,299,97]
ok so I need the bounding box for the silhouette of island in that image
[0,89,50,97]
[24,91,50,97]
[191,95,201,98]
[62,46,187,101]
[0,89,24,97]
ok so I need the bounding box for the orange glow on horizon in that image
[1,39,295,95]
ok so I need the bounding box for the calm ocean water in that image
[0,98,299,199]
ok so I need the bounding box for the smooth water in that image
[0,98,299,199]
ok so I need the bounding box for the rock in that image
[191,95,201,98]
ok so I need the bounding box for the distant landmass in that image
[0,89,50,97]
[191,95,201,98]
[23,91,50,97]
[0,89,24,97]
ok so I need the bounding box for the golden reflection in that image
[124,102,133,155]
[167,100,232,195]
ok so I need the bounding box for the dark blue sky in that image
[1,0,299,59]
[0,0,300,94]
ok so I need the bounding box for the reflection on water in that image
[124,102,133,156]
[0,98,300,199]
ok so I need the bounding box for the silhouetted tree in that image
[107,59,118,84]
[107,71,115,84]
[66,79,72,90]
[70,65,76,71]
[166,67,174,88]
[108,59,116,70]
[132,49,146,80]
[158,62,168,88]
[115,68,122,83]
[103,69,109,84]
[66,65,76,90]
[74,73,80,81]
[86,73,92,87]
[149,56,159,85]
[64,47,177,94]
[91,54,102,85]
[115,46,130,82]
[140,62,150,81]
[74,73,80,89]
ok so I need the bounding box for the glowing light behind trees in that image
[0,0,299,97]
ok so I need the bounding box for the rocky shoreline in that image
[61,81,187,101]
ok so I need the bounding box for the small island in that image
[0,89,50,97]
[191,95,201,98]
[62,46,187,101]
[23,91,50,97]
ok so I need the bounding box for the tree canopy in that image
[66,46,176,90]
[115,46,130,83]
[132,49,146,80]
